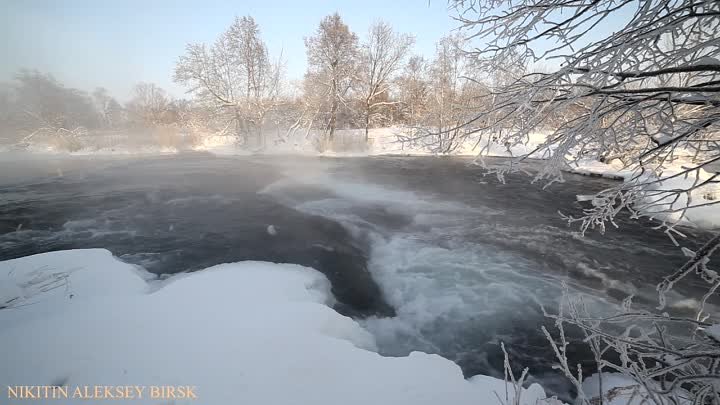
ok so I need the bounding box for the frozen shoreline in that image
[570,160,720,230]
[2,134,718,232]
[0,249,552,405]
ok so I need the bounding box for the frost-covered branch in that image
[443,2,720,403]
[438,0,720,232]
[541,290,720,405]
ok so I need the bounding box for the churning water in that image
[0,152,714,399]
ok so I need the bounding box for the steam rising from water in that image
[0,154,713,399]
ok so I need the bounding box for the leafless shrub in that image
[540,284,719,404]
[17,126,87,152]
[446,2,720,403]
[445,0,720,233]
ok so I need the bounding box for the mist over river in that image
[0,152,714,399]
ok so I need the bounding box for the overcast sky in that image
[1,0,457,101]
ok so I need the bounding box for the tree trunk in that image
[327,77,338,150]
[438,105,444,151]
[235,111,246,146]
[253,113,263,150]
[328,103,337,141]
[364,100,370,143]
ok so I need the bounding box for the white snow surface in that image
[0,127,550,158]
[573,160,720,229]
[641,166,720,229]
[0,249,552,405]
[571,159,631,180]
[706,324,720,341]
[582,373,691,405]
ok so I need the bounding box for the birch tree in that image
[304,13,359,148]
[126,82,170,126]
[174,16,282,147]
[427,34,474,152]
[358,21,414,141]
[397,55,430,127]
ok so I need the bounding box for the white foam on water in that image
[360,231,575,357]
[261,171,616,377]
[60,218,138,239]
[165,194,229,205]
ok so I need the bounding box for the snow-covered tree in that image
[424,34,486,153]
[12,70,100,132]
[304,13,359,148]
[429,34,464,149]
[397,55,431,127]
[357,21,414,141]
[448,1,720,403]
[174,16,282,147]
[126,82,172,127]
[92,87,126,129]
[449,0,719,234]
[5,71,101,150]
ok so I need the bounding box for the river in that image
[0,152,714,399]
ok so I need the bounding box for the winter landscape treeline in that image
[2,1,720,404]
[0,13,504,153]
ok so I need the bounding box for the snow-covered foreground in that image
[0,249,553,405]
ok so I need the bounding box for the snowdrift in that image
[0,249,551,405]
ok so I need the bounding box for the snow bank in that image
[366,127,551,157]
[641,166,720,229]
[1,126,552,158]
[572,160,720,229]
[185,127,550,157]
[571,159,631,180]
[582,373,649,405]
[0,249,552,405]
[582,373,691,405]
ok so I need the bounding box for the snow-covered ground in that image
[573,159,720,229]
[1,127,547,157]
[264,127,550,158]
[639,166,720,229]
[0,249,554,405]
[366,127,552,157]
[570,159,630,180]
[581,373,691,405]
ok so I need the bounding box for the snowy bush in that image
[443,1,720,404]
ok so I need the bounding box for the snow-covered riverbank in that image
[3,126,718,233]
[0,249,552,405]
[572,160,720,230]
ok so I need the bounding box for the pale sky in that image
[1,0,458,101]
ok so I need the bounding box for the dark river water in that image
[0,152,715,399]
